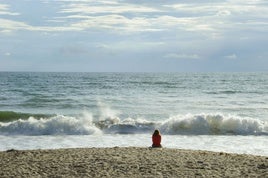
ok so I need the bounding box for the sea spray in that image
[97,101,121,121]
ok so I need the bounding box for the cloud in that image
[59,2,160,14]
[59,0,268,35]
[0,18,32,32]
[225,54,238,60]
[1,0,268,35]
[216,10,231,17]
[2,52,11,57]
[60,14,217,34]
[69,15,153,32]
[0,0,268,72]
[0,4,19,15]
[0,18,81,33]
[53,1,223,34]
[164,1,268,33]
[164,53,200,60]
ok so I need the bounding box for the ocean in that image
[0,72,267,156]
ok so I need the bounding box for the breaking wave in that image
[0,114,101,135]
[160,114,268,135]
[0,112,267,136]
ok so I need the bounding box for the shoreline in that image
[1,147,267,177]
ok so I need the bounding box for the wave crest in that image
[0,113,267,136]
[160,114,268,135]
[0,115,101,135]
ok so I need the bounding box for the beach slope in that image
[0,147,267,177]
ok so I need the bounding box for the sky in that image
[0,0,268,72]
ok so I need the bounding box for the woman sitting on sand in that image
[152,129,162,148]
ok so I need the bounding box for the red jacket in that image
[152,134,161,147]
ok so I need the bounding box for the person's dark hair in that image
[153,129,160,136]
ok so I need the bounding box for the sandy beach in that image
[0,147,267,177]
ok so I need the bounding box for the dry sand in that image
[0,147,267,177]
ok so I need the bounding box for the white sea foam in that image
[1,135,267,156]
[0,115,101,135]
[160,114,268,135]
[0,113,267,136]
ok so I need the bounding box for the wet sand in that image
[0,147,267,177]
